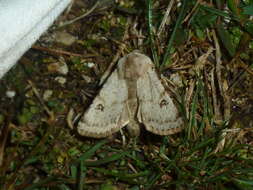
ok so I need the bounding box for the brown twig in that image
[27,80,54,120]
[227,60,253,93]
[238,61,253,76]
[157,0,174,36]
[185,79,196,119]
[59,0,100,28]
[183,0,201,24]
[0,122,10,167]
[32,45,95,58]
[213,31,223,96]
[213,30,231,121]
[210,68,222,124]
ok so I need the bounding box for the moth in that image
[78,51,183,138]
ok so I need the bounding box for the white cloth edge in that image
[0,0,71,79]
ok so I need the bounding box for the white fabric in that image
[0,0,71,79]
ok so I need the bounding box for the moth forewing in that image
[136,54,184,135]
[77,64,130,138]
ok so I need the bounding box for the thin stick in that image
[183,0,201,24]
[27,80,54,120]
[59,1,100,28]
[185,79,195,119]
[147,0,159,66]
[212,30,223,97]
[210,69,222,123]
[239,62,253,76]
[0,122,10,167]
[213,30,231,121]
[32,45,94,58]
[162,0,187,67]
[157,0,174,36]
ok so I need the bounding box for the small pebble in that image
[82,75,92,83]
[55,31,77,46]
[48,59,68,75]
[43,90,53,101]
[86,62,95,68]
[6,90,16,98]
[55,76,66,85]
[170,73,183,87]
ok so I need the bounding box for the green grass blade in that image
[93,168,150,184]
[74,139,108,163]
[146,0,159,66]
[217,24,236,57]
[77,161,86,190]
[189,138,215,154]
[144,172,161,189]
[162,0,187,67]
[23,176,59,190]
[200,5,239,21]
[187,79,201,140]
[83,152,127,166]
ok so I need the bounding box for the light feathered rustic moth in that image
[78,51,183,138]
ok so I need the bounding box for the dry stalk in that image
[157,0,174,36]
[210,68,222,124]
[32,45,94,58]
[185,79,196,119]
[59,0,100,28]
[27,80,54,120]
[213,30,231,121]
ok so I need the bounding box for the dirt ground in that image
[0,0,253,189]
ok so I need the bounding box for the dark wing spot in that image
[96,104,104,111]
[160,99,169,108]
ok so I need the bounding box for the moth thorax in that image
[124,55,152,80]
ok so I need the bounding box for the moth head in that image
[123,52,153,80]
